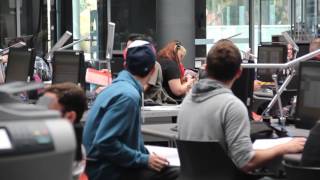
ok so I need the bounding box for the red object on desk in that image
[85,68,112,86]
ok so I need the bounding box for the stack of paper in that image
[145,145,180,166]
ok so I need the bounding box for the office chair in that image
[283,161,320,180]
[176,140,256,180]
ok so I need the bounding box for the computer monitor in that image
[287,42,312,90]
[296,42,310,58]
[232,60,255,114]
[5,48,36,83]
[257,44,287,82]
[295,61,320,129]
[110,51,124,79]
[52,50,85,87]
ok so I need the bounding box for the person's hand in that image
[148,153,169,172]
[1,55,8,63]
[283,137,306,154]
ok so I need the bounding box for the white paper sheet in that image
[145,145,180,166]
[253,137,293,150]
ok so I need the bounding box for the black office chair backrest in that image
[283,161,320,180]
[176,140,249,180]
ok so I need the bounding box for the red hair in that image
[157,41,185,80]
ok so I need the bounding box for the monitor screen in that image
[52,51,85,87]
[296,61,320,129]
[110,51,124,79]
[232,60,255,115]
[257,44,287,82]
[5,48,35,83]
[296,43,310,58]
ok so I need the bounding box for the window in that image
[206,0,249,53]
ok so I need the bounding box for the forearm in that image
[242,145,286,172]
[95,140,149,168]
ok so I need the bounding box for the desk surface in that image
[142,123,177,139]
[142,123,310,140]
[142,105,180,118]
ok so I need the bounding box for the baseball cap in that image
[126,40,156,77]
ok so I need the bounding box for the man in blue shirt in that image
[83,40,179,180]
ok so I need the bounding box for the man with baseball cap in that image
[83,40,179,180]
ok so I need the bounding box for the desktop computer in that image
[232,60,255,113]
[297,42,310,58]
[295,60,320,129]
[5,48,36,83]
[52,50,85,88]
[257,44,287,82]
[110,51,125,79]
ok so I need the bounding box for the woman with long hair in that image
[157,40,194,102]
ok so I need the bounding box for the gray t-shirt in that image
[178,78,254,168]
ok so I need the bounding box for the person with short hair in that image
[157,41,195,103]
[178,39,306,173]
[83,40,179,180]
[37,82,88,180]
[39,82,88,123]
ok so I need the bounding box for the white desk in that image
[142,123,177,147]
[142,105,180,118]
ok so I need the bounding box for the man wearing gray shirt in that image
[178,39,306,172]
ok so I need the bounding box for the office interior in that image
[1,0,320,179]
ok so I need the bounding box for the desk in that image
[142,123,177,146]
[285,125,310,137]
[142,105,180,118]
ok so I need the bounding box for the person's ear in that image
[235,67,242,79]
[64,111,77,124]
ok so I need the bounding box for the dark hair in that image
[127,33,144,42]
[206,39,242,82]
[127,33,155,47]
[44,82,87,123]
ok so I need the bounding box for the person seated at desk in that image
[178,39,306,173]
[37,82,88,180]
[124,34,176,105]
[157,41,195,103]
[83,40,179,180]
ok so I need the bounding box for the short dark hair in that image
[44,82,87,123]
[206,39,242,82]
[127,33,144,42]
[127,33,155,46]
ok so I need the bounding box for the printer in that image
[0,82,76,180]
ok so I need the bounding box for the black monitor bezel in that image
[52,50,85,88]
[5,47,36,83]
[295,60,320,129]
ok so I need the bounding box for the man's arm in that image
[242,138,306,172]
[92,96,149,168]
